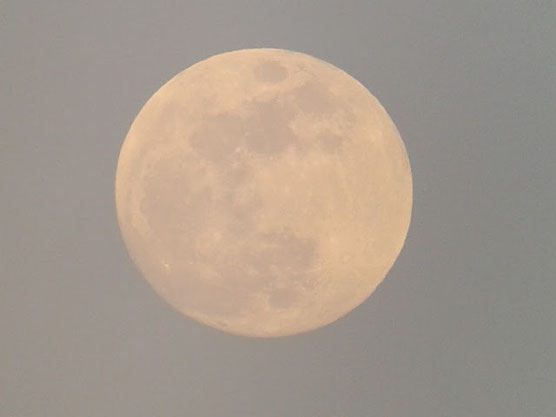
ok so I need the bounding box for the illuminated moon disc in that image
[115,48,412,337]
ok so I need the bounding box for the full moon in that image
[115,48,412,337]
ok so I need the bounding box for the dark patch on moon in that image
[243,229,318,310]
[190,98,300,160]
[316,131,345,152]
[140,157,213,255]
[268,287,298,309]
[221,184,262,235]
[256,229,317,272]
[254,60,288,83]
[189,113,243,162]
[292,80,337,114]
[218,163,251,190]
[243,99,298,155]
[175,264,253,317]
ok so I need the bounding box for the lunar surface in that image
[115,48,412,337]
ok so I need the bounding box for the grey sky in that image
[2,1,555,416]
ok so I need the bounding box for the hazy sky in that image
[2,1,555,416]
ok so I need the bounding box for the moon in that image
[115,48,412,337]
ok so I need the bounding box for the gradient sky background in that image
[2,1,555,416]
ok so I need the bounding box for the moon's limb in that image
[115,48,412,337]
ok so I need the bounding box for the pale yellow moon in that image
[115,48,412,337]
